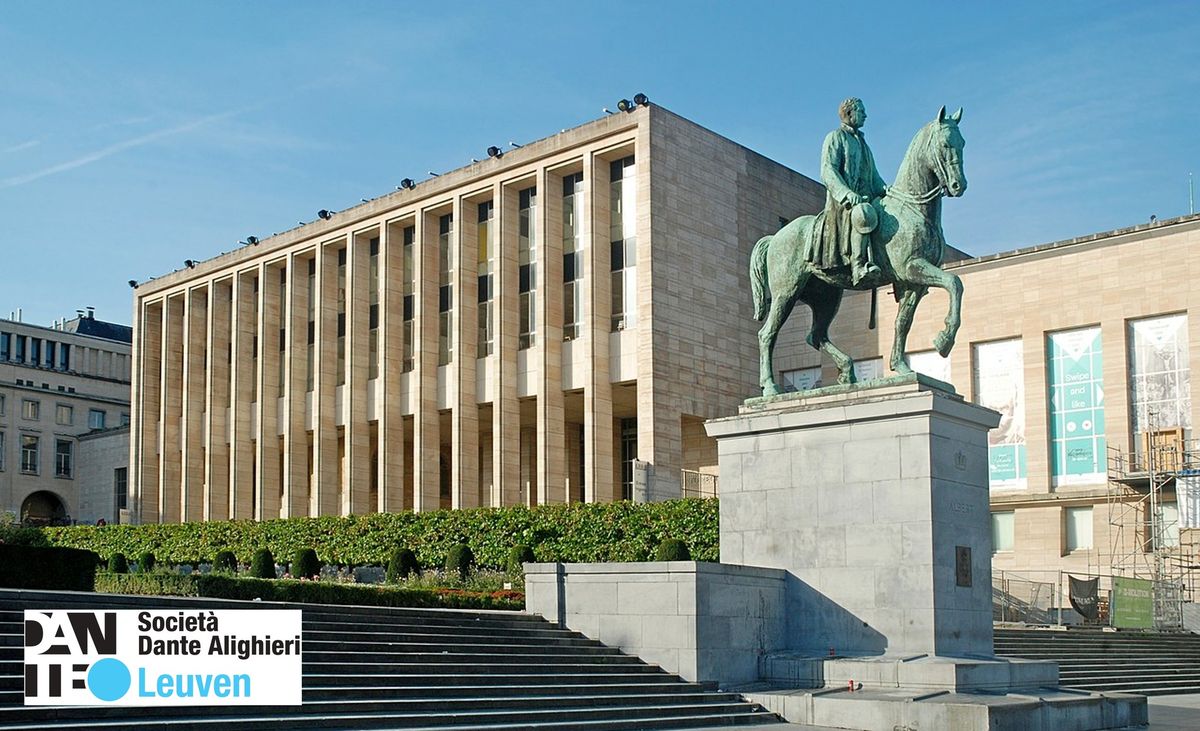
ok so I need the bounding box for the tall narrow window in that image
[54,439,73,478]
[620,417,637,500]
[402,226,416,372]
[610,156,637,331]
[20,435,38,474]
[278,267,287,396]
[0,333,8,361]
[23,400,39,421]
[30,339,41,368]
[562,173,584,341]
[337,247,347,385]
[14,335,25,363]
[114,467,128,514]
[58,343,70,371]
[1047,328,1105,485]
[477,202,495,356]
[0,431,5,471]
[1065,506,1094,552]
[369,237,380,380]
[519,187,538,349]
[251,275,260,402]
[1128,314,1190,460]
[56,404,73,426]
[438,214,454,366]
[992,511,1015,552]
[45,342,56,369]
[306,258,316,391]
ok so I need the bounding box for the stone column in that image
[313,243,341,515]
[584,155,615,502]
[494,183,521,506]
[159,295,184,523]
[380,222,407,513]
[283,254,310,518]
[414,211,441,512]
[452,196,480,509]
[134,300,163,523]
[204,280,231,521]
[257,262,283,520]
[229,271,257,520]
[346,235,372,514]
[537,167,567,504]
[181,286,207,522]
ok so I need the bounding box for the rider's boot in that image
[851,234,880,286]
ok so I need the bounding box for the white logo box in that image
[24,609,302,706]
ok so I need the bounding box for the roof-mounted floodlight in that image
[487,145,502,158]
[240,236,259,246]
[185,260,197,269]
[318,209,334,220]
[616,98,633,112]
[399,178,415,190]
[128,280,139,288]
[634,93,649,107]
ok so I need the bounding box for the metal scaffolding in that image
[1105,430,1200,628]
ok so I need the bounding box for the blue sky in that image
[2,1,1198,326]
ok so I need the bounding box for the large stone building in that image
[129,104,824,523]
[0,310,132,524]
[773,213,1200,596]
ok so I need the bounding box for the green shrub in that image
[387,548,420,582]
[446,543,475,581]
[136,551,156,573]
[0,524,49,547]
[41,498,720,568]
[507,544,536,574]
[194,575,524,610]
[0,545,99,591]
[250,549,276,579]
[655,538,691,561]
[97,572,196,597]
[107,553,129,574]
[292,548,321,579]
[214,550,237,573]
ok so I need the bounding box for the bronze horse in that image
[750,106,966,396]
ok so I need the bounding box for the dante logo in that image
[24,611,131,702]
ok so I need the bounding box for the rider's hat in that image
[850,202,878,234]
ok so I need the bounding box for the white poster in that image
[907,350,952,386]
[853,357,884,383]
[974,339,1027,490]
[1179,476,1200,530]
[782,366,822,392]
[1129,314,1191,446]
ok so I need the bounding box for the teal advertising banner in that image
[1112,576,1154,629]
[1048,328,1106,486]
[974,339,1027,490]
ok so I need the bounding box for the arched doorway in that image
[21,491,67,526]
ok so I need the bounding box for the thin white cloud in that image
[1,107,245,188]
[2,139,40,154]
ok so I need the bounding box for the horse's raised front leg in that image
[758,292,798,397]
[889,286,927,374]
[902,259,963,357]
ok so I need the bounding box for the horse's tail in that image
[750,235,772,321]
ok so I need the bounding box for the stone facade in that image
[128,105,826,521]
[76,426,130,524]
[0,314,132,523]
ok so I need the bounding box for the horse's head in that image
[926,106,966,197]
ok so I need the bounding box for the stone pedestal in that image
[706,374,996,658]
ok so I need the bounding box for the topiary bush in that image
[446,543,475,581]
[107,553,129,574]
[655,538,691,561]
[137,551,156,573]
[250,548,276,579]
[214,550,238,573]
[0,523,49,547]
[292,548,321,580]
[387,548,420,582]
[506,544,536,575]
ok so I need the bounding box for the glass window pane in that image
[992,511,1014,552]
[1065,507,1093,552]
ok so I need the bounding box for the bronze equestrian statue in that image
[751,102,966,397]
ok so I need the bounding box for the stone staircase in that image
[0,589,783,730]
[996,626,1200,696]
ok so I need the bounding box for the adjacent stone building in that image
[129,104,825,523]
[0,310,132,524]
[773,213,1200,593]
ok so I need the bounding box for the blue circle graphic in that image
[87,658,131,702]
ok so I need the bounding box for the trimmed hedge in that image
[94,572,524,610]
[507,544,536,574]
[0,545,99,591]
[214,550,237,572]
[42,498,719,568]
[137,551,156,573]
[446,543,475,580]
[250,549,276,579]
[655,538,691,561]
[387,548,420,582]
[107,553,129,574]
[292,548,321,579]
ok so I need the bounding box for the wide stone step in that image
[302,671,681,687]
[300,661,670,677]
[301,638,615,654]
[300,681,717,701]
[0,700,776,731]
[302,650,635,664]
[0,691,752,722]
